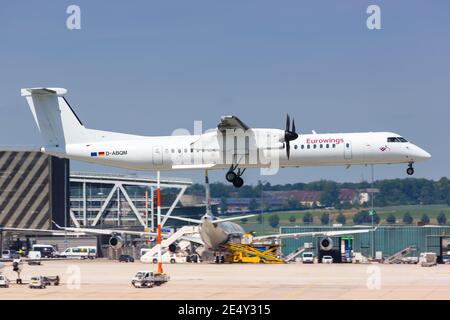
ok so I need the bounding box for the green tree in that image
[268,215,280,228]
[220,197,228,214]
[248,198,258,212]
[303,212,313,224]
[403,212,413,225]
[289,215,296,223]
[386,213,396,224]
[421,213,430,225]
[336,212,346,225]
[437,211,447,225]
[256,214,263,224]
[353,210,380,224]
[320,213,330,225]
[319,183,339,207]
[287,195,299,210]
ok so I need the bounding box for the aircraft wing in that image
[53,223,158,237]
[217,115,250,132]
[0,227,86,236]
[253,228,376,241]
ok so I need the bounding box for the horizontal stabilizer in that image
[161,215,202,224]
[212,214,255,224]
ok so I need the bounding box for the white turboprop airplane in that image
[22,87,431,187]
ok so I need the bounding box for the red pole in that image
[156,171,163,274]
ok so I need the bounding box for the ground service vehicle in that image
[0,274,10,288]
[29,276,47,289]
[60,246,97,259]
[1,250,19,259]
[119,255,135,263]
[131,271,170,288]
[43,276,60,286]
[31,245,59,258]
[419,252,437,267]
[302,252,314,264]
[322,255,333,264]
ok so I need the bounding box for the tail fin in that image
[21,88,88,146]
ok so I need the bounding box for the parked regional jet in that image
[22,88,431,188]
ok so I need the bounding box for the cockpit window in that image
[387,137,408,143]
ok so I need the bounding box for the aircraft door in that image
[152,146,163,165]
[344,141,352,160]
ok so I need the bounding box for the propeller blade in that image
[286,141,290,159]
[286,114,290,132]
[292,118,296,133]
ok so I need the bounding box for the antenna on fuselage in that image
[205,169,212,216]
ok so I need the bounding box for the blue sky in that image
[1,1,449,185]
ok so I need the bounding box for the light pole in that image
[370,164,375,258]
[259,180,267,235]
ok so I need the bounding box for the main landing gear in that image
[406,163,415,176]
[226,165,245,188]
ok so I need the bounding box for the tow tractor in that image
[131,271,170,288]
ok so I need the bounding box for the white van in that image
[32,244,59,258]
[60,246,97,259]
[302,252,314,264]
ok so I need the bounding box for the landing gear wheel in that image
[226,171,237,182]
[232,177,244,188]
[406,167,414,175]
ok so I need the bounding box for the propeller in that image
[284,114,298,159]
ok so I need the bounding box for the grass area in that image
[234,204,450,235]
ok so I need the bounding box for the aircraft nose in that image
[413,145,431,161]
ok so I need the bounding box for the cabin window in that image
[307,145,310,149]
[332,144,336,148]
[326,144,329,148]
[171,149,175,153]
[301,145,304,149]
[294,145,298,149]
[346,143,350,148]
[184,148,187,153]
[320,144,323,148]
[387,137,407,143]
[313,144,317,149]
[190,148,194,153]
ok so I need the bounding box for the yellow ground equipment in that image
[222,242,284,264]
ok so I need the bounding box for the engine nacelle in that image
[109,235,124,249]
[319,237,333,251]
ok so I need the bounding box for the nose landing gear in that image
[406,163,415,175]
[226,165,245,188]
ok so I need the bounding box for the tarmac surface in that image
[1,259,450,299]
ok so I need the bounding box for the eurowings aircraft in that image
[22,87,431,187]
